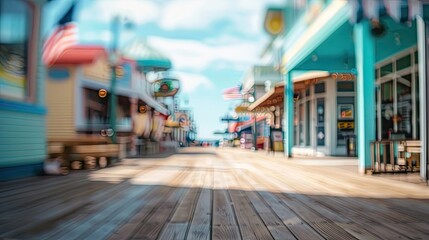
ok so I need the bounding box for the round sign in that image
[139,105,147,113]
[98,89,107,98]
[240,138,246,143]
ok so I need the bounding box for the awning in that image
[248,71,333,111]
[293,71,331,91]
[248,83,284,111]
[236,116,266,132]
[350,0,423,23]
[235,103,251,114]
[50,45,107,65]
[122,38,172,72]
[139,91,169,116]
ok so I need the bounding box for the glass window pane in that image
[299,103,304,146]
[314,82,325,94]
[294,102,298,145]
[337,81,355,92]
[397,78,412,138]
[305,100,310,146]
[381,81,393,139]
[416,72,420,139]
[380,63,393,77]
[396,55,411,71]
[415,51,418,64]
[0,0,31,101]
[337,97,355,146]
[316,98,325,146]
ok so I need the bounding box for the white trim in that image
[293,71,330,83]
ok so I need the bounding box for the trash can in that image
[346,135,356,157]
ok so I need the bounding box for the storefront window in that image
[0,0,31,101]
[85,88,109,131]
[415,72,420,139]
[376,48,420,140]
[337,97,355,146]
[294,104,298,144]
[314,82,325,94]
[380,63,393,77]
[316,98,325,146]
[299,103,304,146]
[396,55,411,71]
[305,100,310,146]
[84,88,132,132]
[381,81,394,139]
[396,74,412,138]
[337,81,354,92]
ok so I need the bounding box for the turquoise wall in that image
[375,18,417,62]
[0,109,46,180]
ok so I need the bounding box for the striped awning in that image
[350,0,423,23]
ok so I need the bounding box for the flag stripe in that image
[42,23,78,66]
[42,2,78,66]
[222,86,242,100]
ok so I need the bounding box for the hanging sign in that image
[153,78,180,97]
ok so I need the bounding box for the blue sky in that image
[43,0,284,140]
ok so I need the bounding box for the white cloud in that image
[159,0,285,35]
[147,36,262,72]
[174,72,214,93]
[78,0,160,24]
[80,30,111,44]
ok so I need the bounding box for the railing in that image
[370,140,421,173]
[370,140,396,173]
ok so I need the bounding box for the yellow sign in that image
[264,8,284,36]
[338,122,354,129]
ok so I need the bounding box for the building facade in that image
[0,0,49,180]
[259,0,429,180]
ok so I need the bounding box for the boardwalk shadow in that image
[1,169,429,239]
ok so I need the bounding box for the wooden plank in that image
[236,159,381,240]
[223,171,274,240]
[186,170,213,240]
[16,164,151,239]
[21,181,136,240]
[108,186,172,240]
[158,171,204,240]
[211,163,241,240]
[131,183,188,239]
[81,167,196,240]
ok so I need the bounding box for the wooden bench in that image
[397,140,421,172]
[47,137,120,171]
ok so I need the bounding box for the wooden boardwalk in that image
[1,147,429,240]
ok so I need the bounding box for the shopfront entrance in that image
[293,74,356,156]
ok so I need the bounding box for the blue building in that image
[250,0,429,181]
[0,0,50,180]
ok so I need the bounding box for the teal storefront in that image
[0,0,48,180]
[274,0,429,180]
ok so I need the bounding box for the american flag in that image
[222,85,242,100]
[42,2,78,66]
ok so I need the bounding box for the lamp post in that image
[108,16,120,143]
[108,15,133,143]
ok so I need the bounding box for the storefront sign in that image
[332,73,355,81]
[338,122,354,129]
[48,68,70,81]
[264,8,284,36]
[153,79,180,97]
[338,104,354,119]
